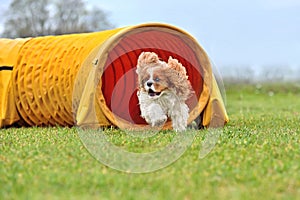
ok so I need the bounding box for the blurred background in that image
[0,0,299,83]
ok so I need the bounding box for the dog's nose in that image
[147,82,153,87]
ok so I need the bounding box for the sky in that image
[1,0,300,70]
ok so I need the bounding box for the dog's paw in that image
[150,114,167,127]
[172,123,187,132]
[144,114,167,128]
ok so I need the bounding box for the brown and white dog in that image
[136,52,193,131]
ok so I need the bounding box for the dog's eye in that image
[154,77,160,82]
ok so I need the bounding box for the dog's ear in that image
[167,56,188,79]
[136,52,160,74]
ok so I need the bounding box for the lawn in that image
[1,83,300,200]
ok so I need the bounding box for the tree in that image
[53,0,87,35]
[86,7,114,32]
[1,0,114,38]
[2,0,51,38]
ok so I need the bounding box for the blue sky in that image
[1,0,300,68]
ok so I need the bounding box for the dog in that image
[136,52,193,132]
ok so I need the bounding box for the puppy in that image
[136,52,193,132]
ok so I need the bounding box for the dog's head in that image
[136,52,193,100]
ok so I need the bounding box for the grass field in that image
[1,83,300,200]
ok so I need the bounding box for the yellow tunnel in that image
[0,23,228,129]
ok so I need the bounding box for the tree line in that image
[1,0,114,38]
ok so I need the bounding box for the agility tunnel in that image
[0,23,228,129]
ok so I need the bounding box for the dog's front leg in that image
[143,103,167,127]
[171,103,189,132]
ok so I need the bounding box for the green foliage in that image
[1,84,299,200]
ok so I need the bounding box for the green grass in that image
[1,83,300,200]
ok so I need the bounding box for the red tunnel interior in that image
[101,29,204,125]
